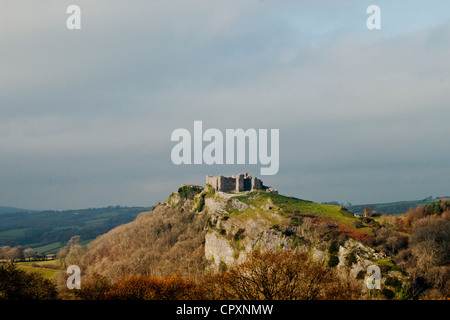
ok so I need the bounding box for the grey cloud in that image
[1,1,450,209]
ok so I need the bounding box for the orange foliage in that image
[105,275,205,300]
[337,224,371,243]
[397,199,450,232]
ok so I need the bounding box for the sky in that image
[1,0,450,210]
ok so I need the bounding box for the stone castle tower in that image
[206,173,268,193]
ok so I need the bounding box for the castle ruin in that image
[206,173,277,193]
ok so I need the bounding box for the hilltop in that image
[76,182,410,299]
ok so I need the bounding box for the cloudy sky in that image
[1,0,450,210]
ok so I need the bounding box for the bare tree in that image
[66,244,85,266]
[5,246,25,262]
[363,206,373,218]
[202,250,362,300]
[411,240,440,273]
[23,248,36,261]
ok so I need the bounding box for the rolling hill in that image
[79,184,389,284]
[0,206,152,254]
[347,196,449,215]
[0,206,36,214]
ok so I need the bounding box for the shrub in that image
[202,250,362,300]
[337,225,371,243]
[74,273,112,300]
[353,221,364,228]
[219,261,227,273]
[0,263,57,300]
[233,228,245,241]
[328,254,340,268]
[193,195,205,212]
[356,270,365,280]
[178,185,203,200]
[385,276,402,290]
[328,241,340,255]
[106,275,204,300]
[346,251,357,267]
[381,288,395,299]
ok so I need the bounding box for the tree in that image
[5,246,24,262]
[57,235,84,268]
[0,263,57,300]
[407,217,450,298]
[65,244,85,266]
[411,217,449,267]
[23,248,36,260]
[66,235,81,249]
[56,247,69,268]
[0,246,11,259]
[202,250,362,300]
[73,273,112,300]
[363,206,373,218]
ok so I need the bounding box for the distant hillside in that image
[0,206,36,214]
[0,206,152,254]
[347,197,449,215]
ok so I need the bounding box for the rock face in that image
[204,231,236,267]
[337,239,387,277]
[204,210,291,269]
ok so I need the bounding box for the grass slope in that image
[229,190,374,242]
[15,260,59,280]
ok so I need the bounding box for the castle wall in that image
[206,173,265,193]
[251,177,263,190]
[219,176,236,193]
[243,177,252,190]
[206,176,218,189]
[235,174,244,192]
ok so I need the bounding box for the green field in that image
[15,260,60,280]
[0,228,29,238]
[32,242,65,255]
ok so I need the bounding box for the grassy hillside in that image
[14,260,60,280]
[0,206,151,253]
[228,191,374,242]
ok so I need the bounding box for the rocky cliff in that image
[80,183,405,294]
[166,184,404,287]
